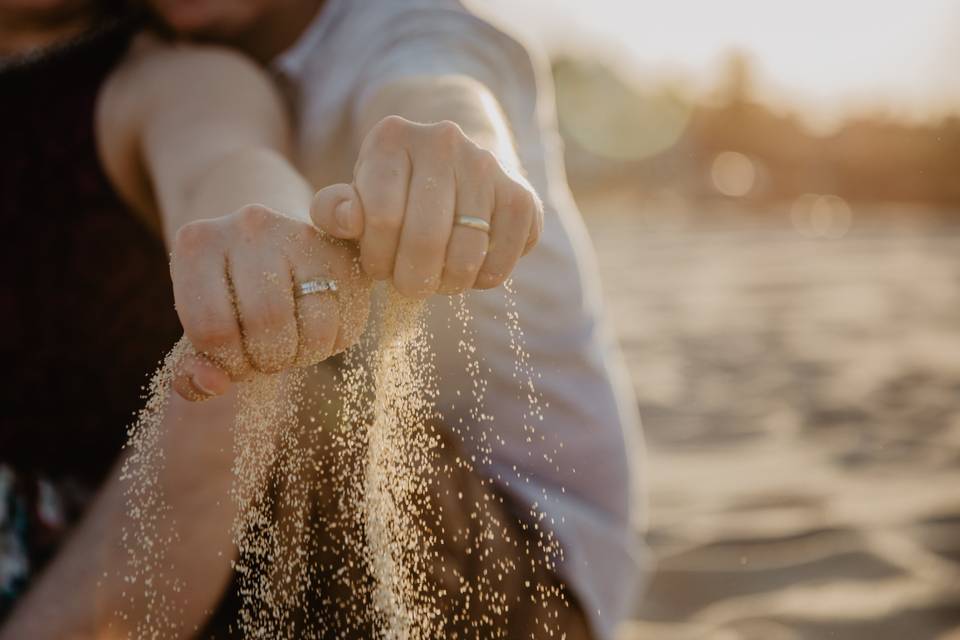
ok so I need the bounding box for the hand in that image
[168,204,370,401]
[309,116,543,298]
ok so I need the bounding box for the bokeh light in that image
[790,193,854,239]
[710,151,755,197]
[553,62,691,161]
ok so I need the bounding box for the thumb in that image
[310,183,364,240]
[172,350,232,402]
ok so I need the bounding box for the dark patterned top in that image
[0,20,182,616]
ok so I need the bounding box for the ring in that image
[295,278,338,298]
[454,215,491,234]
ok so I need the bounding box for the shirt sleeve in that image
[349,5,544,130]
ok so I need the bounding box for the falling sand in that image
[120,286,568,639]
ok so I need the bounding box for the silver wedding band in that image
[454,215,491,234]
[295,278,338,299]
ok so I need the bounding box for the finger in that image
[291,284,340,367]
[310,183,364,239]
[475,178,535,290]
[438,158,494,294]
[228,239,299,374]
[171,222,251,380]
[393,159,455,298]
[289,230,371,364]
[521,181,544,256]
[288,258,339,368]
[330,253,373,354]
[172,351,232,401]
[354,147,411,281]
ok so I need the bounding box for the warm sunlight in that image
[2,2,959,639]
[477,0,960,126]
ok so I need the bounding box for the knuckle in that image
[431,120,462,153]
[235,203,274,233]
[507,186,536,215]
[380,114,408,131]
[472,148,500,176]
[356,151,407,190]
[291,220,319,246]
[444,260,480,284]
[372,115,409,145]
[433,119,461,140]
[474,269,505,290]
[189,317,240,353]
[365,207,403,233]
[174,220,216,254]
[393,278,437,299]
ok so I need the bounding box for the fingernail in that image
[335,200,356,236]
[190,373,217,397]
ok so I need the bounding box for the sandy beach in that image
[581,195,960,639]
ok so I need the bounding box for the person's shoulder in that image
[107,33,266,98]
[336,0,545,85]
[337,0,533,53]
[100,33,280,142]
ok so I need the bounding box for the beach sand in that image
[581,195,960,640]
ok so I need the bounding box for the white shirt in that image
[272,2,646,636]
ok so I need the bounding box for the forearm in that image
[159,144,315,243]
[0,393,239,640]
[100,38,315,245]
[354,75,521,170]
[0,466,126,640]
[137,58,314,244]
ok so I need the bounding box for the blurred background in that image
[474,1,960,638]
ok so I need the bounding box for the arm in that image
[310,74,543,296]
[355,75,521,170]
[98,35,314,236]
[99,36,369,396]
[1,38,367,639]
[0,392,240,640]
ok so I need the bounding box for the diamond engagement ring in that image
[295,278,338,298]
[454,215,491,234]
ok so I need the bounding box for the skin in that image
[0,389,241,640]
[184,96,546,397]
[2,1,544,636]
[98,35,371,400]
[145,0,325,63]
[311,108,543,297]
[0,0,93,54]
[141,1,544,400]
[144,3,543,289]
[0,31,368,640]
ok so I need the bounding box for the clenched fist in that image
[169,204,370,401]
[310,116,543,297]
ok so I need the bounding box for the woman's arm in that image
[99,35,369,398]
[0,391,241,640]
[1,37,366,639]
[98,34,313,236]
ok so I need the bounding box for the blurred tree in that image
[718,49,755,108]
[551,53,959,208]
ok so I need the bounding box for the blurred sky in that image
[474,0,960,129]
